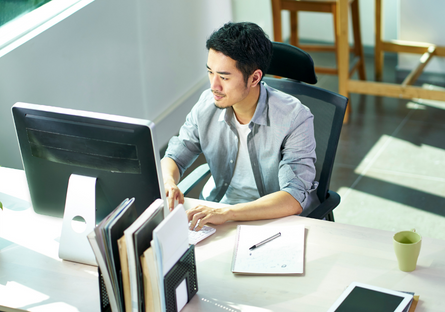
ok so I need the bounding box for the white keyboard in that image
[188,225,216,245]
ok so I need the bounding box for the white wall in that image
[231,0,399,47]
[0,0,232,169]
[398,0,445,74]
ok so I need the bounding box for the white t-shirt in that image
[217,114,260,205]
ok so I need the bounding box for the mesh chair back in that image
[264,42,347,204]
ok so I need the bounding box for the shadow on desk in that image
[0,192,30,211]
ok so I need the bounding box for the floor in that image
[162,52,445,241]
[313,51,445,241]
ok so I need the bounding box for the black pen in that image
[249,232,281,250]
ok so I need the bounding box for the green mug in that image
[393,229,422,272]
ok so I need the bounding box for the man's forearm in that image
[161,157,181,185]
[226,191,302,222]
[186,190,302,230]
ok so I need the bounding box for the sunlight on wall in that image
[0,0,93,57]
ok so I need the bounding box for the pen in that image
[249,232,281,250]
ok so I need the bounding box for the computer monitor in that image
[12,102,167,264]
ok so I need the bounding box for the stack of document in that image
[87,198,139,312]
[88,199,195,312]
[152,204,190,312]
[121,199,164,312]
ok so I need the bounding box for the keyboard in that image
[188,225,216,245]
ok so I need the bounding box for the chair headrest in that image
[267,42,317,84]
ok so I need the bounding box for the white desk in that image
[0,167,100,312]
[1,167,445,311]
[181,200,445,312]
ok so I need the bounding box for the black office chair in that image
[177,42,347,221]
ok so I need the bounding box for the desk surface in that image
[1,167,445,312]
[0,167,100,312]
[182,199,445,312]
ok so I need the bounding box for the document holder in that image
[98,245,198,312]
[164,244,198,312]
[98,269,111,312]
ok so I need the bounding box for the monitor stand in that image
[59,174,97,266]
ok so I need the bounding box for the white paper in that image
[154,204,189,275]
[153,204,189,311]
[232,224,305,274]
[176,279,188,311]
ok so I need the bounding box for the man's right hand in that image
[164,178,184,211]
[161,157,184,211]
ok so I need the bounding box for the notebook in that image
[231,224,305,274]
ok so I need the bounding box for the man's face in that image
[206,49,251,109]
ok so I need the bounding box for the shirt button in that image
[230,160,234,163]
[224,183,228,186]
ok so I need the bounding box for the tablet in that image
[327,282,414,312]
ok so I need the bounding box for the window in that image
[0,0,53,27]
[0,0,93,57]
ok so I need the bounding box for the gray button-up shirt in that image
[164,82,318,210]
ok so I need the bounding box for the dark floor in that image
[162,52,445,240]
[314,52,445,240]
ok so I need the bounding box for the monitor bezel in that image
[12,102,168,223]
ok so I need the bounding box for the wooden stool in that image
[374,0,443,84]
[271,0,366,80]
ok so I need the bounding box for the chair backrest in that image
[268,41,318,84]
[264,42,347,203]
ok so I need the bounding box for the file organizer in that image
[99,271,111,312]
[164,244,198,312]
[98,244,198,312]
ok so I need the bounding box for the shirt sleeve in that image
[278,107,318,210]
[163,93,207,177]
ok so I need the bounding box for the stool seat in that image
[271,0,366,80]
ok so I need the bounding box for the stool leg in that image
[332,3,340,73]
[375,0,384,81]
[290,11,299,46]
[336,0,351,123]
[271,0,283,42]
[351,0,366,80]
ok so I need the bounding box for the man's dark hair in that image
[206,22,272,85]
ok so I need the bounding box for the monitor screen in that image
[12,102,167,223]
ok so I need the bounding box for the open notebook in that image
[232,224,305,274]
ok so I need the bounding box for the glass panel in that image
[0,0,53,27]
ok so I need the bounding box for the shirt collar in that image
[250,82,268,127]
[220,82,269,126]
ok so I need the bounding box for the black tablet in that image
[327,282,413,312]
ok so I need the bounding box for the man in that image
[161,22,318,230]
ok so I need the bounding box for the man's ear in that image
[250,69,263,87]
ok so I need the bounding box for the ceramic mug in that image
[393,229,422,272]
